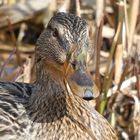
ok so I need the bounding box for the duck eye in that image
[53,28,58,37]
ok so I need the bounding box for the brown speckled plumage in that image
[0,12,118,140]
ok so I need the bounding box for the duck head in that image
[35,12,99,100]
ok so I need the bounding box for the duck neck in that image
[28,66,68,123]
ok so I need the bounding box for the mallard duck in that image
[0,12,118,140]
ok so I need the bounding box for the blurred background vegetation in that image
[0,0,139,139]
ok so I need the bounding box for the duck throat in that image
[28,70,68,123]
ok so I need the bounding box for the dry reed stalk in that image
[127,0,139,55]
[107,60,130,110]
[75,0,81,17]
[99,2,125,114]
[117,59,130,91]
[110,111,116,128]
[134,65,140,99]
[0,48,16,77]
[14,66,23,81]
[123,0,129,40]
[114,2,124,84]
[96,0,104,26]
[104,19,122,80]
[100,14,122,105]
[114,44,123,84]
[95,16,104,91]
[100,51,109,58]
[1,53,32,61]
[7,17,21,65]
[22,57,32,83]
[15,57,33,83]
[99,65,115,114]
[58,0,70,13]
[0,44,34,53]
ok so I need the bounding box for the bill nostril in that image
[72,63,76,69]
[71,60,77,70]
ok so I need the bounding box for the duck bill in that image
[67,61,99,100]
[64,43,99,100]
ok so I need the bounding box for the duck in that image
[0,12,118,140]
